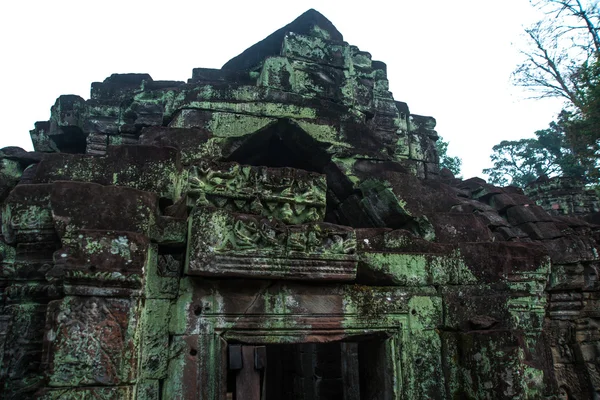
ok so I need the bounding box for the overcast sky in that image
[0,0,564,179]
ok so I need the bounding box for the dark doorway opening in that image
[223,119,331,173]
[226,338,394,400]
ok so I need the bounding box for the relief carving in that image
[157,254,182,278]
[187,208,357,281]
[187,161,326,224]
[46,297,138,387]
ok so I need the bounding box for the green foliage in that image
[513,0,600,107]
[492,0,600,185]
[568,57,600,173]
[436,136,462,177]
[483,117,588,187]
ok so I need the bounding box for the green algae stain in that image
[207,113,276,138]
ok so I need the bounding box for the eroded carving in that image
[187,161,326,224]
[186,207,357,280]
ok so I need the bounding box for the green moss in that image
[1,159,23,180]
[360,252,430,286]
[331,157,360,186]
[144,244,179,299]
[162,336,188,399]
[258,57,295,90]
[207,112,276,137]
[37,387,134,399]
[170,101,317,121]
[282,33,350,68]
[169,278,194,335]
[294,120,351,148]
[136,380,160,400]
[140,299,171,379]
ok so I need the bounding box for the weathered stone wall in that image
[526,176,600,217]
[0,9,599,400]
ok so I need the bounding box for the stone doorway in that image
[167,280,412,400]
[225,337,397,400]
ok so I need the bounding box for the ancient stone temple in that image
[1,9,599,400]
[525,176,600,220]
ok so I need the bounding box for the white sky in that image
[0,0,565,180]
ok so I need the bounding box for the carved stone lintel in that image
[186,207,356,281]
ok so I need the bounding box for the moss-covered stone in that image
[8,8,600,400]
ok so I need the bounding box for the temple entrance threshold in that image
[169,280,416,400]
[226,338,394,400]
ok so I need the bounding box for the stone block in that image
[190,68,255,85]
[174,280,416,336]
[83,99,121,135]
[458,242,550,284]
[186,161,326,224]
[350,46,372,69]
[347,77,374,110]
[53,230,150,291]
[45,296,140,387]
[152,216,187,245]
[358,251,468,286]
[49,182,158,237]
[452,331,546,399]
[493,225,529,241]
[518,221,563,240]
[457,178,505,200]
[36,386,134,399]
[290,60,348,101]
[163,335,203,400]
[139,127,213,166]
[403,329,445,398]
[140,299,171,379]
[430,212,494,243]
[2,184,54,245]
[506,204,553,225]
[186,207,357,281]
[32,145,181,199]
[50,95,86,130]
[169,109,277,137]
[144,244,179,299]
[257,57,294,91]
[91,73,152,100]
[541,235,600,264]
[86,132,108,155]
[489,192,531,211]
[3,242,56,282]
[442,286,511,330]
[282,33,349,68]
[2,303,47,383]
[0,159,23,203]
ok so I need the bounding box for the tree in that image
[489,0,600,183]
[483,139,557,187]
[483,117,586,187]
[513,0,600,109]
[436,136,462,177]
[566,56,600,168]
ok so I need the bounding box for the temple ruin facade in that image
[1,9,599,399]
